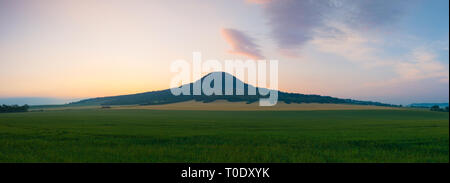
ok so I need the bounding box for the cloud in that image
[245,0,272,4]
[244,0,448,86]
[257,2,448,86]
[243,0,447,103]
[360,47,449,88]
[309,22,378,66]
[221,28,264,59]
[264,0,327,49]
[248,0,410,52]
[310,22,448,86]
[394,48,449,82]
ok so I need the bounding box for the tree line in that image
[430,105,449,112]
[0,104,29,113]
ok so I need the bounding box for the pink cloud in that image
[246,0,272,4]
[221,28,264,59]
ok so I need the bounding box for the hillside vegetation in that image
[72,72,398,107]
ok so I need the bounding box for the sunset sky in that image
[0,0,448,105]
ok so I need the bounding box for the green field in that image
[0,109,448,162]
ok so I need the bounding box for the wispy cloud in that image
[309,22,379,66]
[221,28,264,59]
[310,21,448,87]
[245,0,272,4]
[394,48,449,83]
[363,50,448,87]
[248,0,410,54]
[245,0,448,88]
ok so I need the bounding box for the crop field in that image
[111,101,400,111]
[0,108,448,162]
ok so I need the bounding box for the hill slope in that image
[71,72,397,107]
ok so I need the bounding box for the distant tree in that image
[445,106,449,112]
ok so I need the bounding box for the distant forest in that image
[0,104,29,113]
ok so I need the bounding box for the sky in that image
[0,0,448,105]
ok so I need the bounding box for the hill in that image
[70,72,398,107]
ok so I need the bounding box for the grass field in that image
[0,107,448,162]
[30,101,401,111]
[113,100,401,111]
